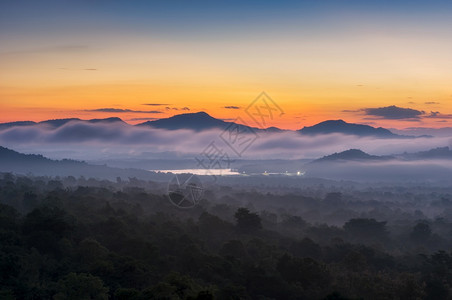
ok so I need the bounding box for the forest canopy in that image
[0,173,451,299]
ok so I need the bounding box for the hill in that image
[298,120,406,138]
[0,146,167,181]
[136,111,275,132]
[311,149,393,163]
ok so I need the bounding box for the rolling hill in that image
[298,120,407,138]
[0,146,167,181]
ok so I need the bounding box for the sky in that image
[1,0,452,130]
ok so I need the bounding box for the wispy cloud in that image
[364,105,424,120]
[86,108,162,113]
[0,120,450,161]
[165,107,190,111]
[224,106,241,110]
[142,103,171,106]
[345,104,452,122]
[424,111,452,119]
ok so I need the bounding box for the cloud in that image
[305,159,452,182]
[224,106,241,109]
[425,101,440,105]
[86,108,162,114]
[84,68,97,71]
[363,105,424,120]
[165,107,190,111]
[391,126,452,137]
[424,111,452,119]
[142,103,171,106]
[0,120,451,162]
[3,121,451,182]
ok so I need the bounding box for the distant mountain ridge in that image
[137,111,280,132]
[137,112,233,131]
[311,149,394,164]
[0,146,166,180]
[0,117,124,130]
[398,146,452,160]
[0,112,418,138]
[298,120,408,138]
[310,147,452,165]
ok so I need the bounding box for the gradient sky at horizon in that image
[1,0,452,129]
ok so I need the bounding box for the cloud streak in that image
[0,120,451,162]
[165,107,190,111]
[424,111,452,119]
[142,103,171,106]
[305,159,452,182]
[364,105,424,120]
[86,108,162,114]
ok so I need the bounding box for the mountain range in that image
[0,146,167,181]
[298,120,403,138]
[0,117,124,130]
[311,147,452,163]
[311,149,394,163]
[0,112,417,138]
[2,145,452,181]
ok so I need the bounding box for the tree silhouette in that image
[410,222,431,244]
[344,218,388,242]
[54,273,108,300]
[234,208,262,232]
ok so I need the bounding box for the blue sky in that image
[1,0,452,129]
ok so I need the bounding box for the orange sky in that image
[1,77,451,130]
[1,1,452,130]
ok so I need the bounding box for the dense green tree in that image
[234,208,262,232]
[410,222,432,244]
[343,218,388,242]
[22,206,75,256]
[54,272,109,300]
[0,175,452,299]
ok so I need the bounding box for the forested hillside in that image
[1,173,451,299]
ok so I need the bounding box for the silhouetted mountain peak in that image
[0,146,164,180]
[88,117,124,123]
[190,111,210,117]
[137,111,285,132]
[265,126,284,133]
[299,120,401,138]
[137,111,229,131]
[39,118,81,127]
[0,121,37,130]
[322,120,346,125]
[0,117,126,130]
[313,149,392,163]
[399,146,452,160]
[0,146,50,162]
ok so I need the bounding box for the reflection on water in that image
[151,168,241,176]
